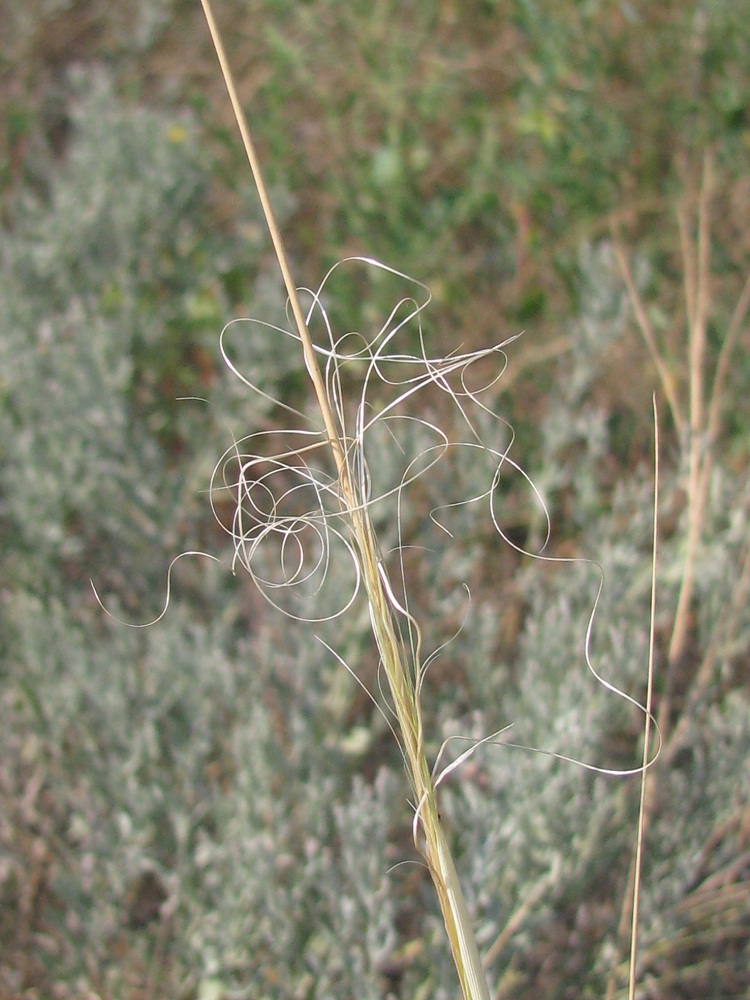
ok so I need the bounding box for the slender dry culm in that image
[198,0,491,995]
[197,5,660,998]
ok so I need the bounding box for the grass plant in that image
[200,7,500,995]
[195,2,659,996]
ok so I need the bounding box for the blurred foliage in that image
[1,2,749,999]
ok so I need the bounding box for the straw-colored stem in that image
[602,395,660,1000]
[199,2,490,996]
[198,0,346,486]
[627,396,659,1000]
[668,151,713,669]
[355,510,490,1000]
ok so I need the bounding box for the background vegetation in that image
[1,1,748,997]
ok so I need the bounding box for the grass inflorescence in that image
[194,3,660,996]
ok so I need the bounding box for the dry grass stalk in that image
[613,149,749,685]
[198,4,664,997]
[608,150,750,998]
[199,0,491,995]
[627,396,659,1000]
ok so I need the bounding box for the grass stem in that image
[199,1,491,995]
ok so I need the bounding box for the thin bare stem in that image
[604,397,661,1000]
[628,396,659,1000]
[198,0,347,487]
[668,152,713,668]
